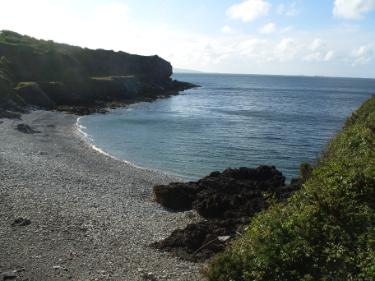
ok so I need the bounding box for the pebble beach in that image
[0,110,202,281]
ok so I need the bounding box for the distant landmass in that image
[0,30,195,117]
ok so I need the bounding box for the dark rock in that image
[152,166,300,261]
[153,166,286,219]
[1,271,17,280]
[0,110,21,119]
[153,182,198,211]
[152,219,242,262]
[16,124,40,134]
[11,217,31,227]
[194,166,285,219]
[0,31,198,116]
[15,82,55,108]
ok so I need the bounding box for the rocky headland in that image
[0,30,196,117]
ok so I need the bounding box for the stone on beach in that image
[16,124,40,134]
[11,217,31,227]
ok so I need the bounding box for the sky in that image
[0,0,375,78]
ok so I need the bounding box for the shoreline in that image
[0,110,202,281]
[75,115,146,170]
[76,109,187,181]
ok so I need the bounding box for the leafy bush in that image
[299,162,313,183]
[207,96,375,281]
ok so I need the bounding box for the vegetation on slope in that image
[207,96,375,281]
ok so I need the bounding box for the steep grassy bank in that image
[208,96,375,281]
[0,30,193,115]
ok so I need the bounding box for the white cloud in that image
[277,2,299,17]
[237,38,268,57]
[304,39,335,62]
[304,52,323,62]
[352,45,375,64]
[333,0,375,20]
[0,0,132,50]
[310,38,324,51]
[259,22,276,34]
[280,26,294,33]
[324,50,335,61]
[226,0,271,22]
[221,25,233,34]
[274,38,300,61]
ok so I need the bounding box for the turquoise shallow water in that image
[78,74,375,181]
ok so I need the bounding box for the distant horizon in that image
[174,68,375,80]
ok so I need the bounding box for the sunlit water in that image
[78,73,375,181]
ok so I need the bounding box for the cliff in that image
[207,96,375,280]
[0,30,194,115]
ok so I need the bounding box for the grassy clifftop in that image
[208,96,375,280]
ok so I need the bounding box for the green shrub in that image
[208,96,375,281]
[300,162,313,182]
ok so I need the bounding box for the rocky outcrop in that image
[15,82,55,108]
[154,166,287,218]
[152,166,300,261]
[0,30,197,116]
[0,32,173,83]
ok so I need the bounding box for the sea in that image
[78,73,375,181]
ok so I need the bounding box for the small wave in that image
[75,117,177,178]
[76,117,128,162]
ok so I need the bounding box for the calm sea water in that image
[78,74,375,181]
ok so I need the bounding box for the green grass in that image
[14,82,38,90]
[207,96,375,281]
[90,75,134,81]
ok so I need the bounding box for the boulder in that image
[15,82,55,108]
[152,166,300,261]
[153,166,286,219]
[153,182,198,211]
[151,219,242,262]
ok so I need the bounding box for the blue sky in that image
[1,0,375,77]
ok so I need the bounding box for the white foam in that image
[75,117,160,173]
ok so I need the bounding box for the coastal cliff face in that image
[0,30,191,115]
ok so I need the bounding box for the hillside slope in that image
[208,96,375,281]
[0,30,192,115]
